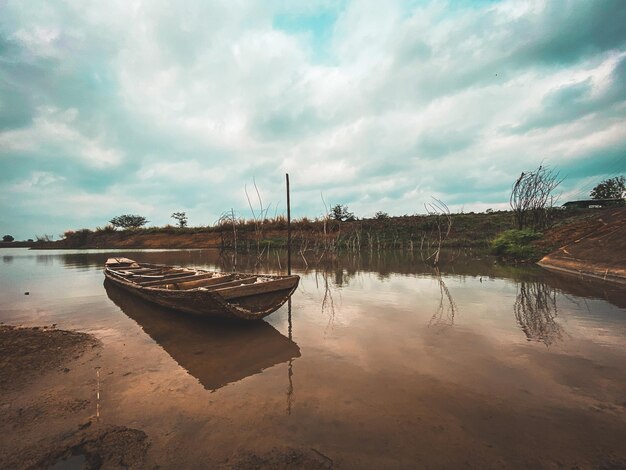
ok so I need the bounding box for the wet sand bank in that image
[0,325,150,469]
[0,325,332,469]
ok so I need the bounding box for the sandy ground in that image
[0,325,332,469]
[0,325,150,469]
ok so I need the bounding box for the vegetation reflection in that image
[514,281,563,346]
[430,269,459,328]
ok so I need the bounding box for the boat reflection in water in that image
[104,280,300,391]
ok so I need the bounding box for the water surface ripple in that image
[1,248,625,469]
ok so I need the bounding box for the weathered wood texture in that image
[104,258,299,320]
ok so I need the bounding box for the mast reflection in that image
[104,281,300,391]
[286,298,294,415]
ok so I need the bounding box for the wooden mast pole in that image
[286,173,291,276]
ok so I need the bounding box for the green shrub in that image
[491,229,542,260]
[109,214,149,229]
[62,228,92,246]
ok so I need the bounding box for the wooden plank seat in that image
[134,271,195,284]
[108,267,160,275]
[165,274,237,290]
[200,277,258,291]
[119,264,169,273]
[132,269,190,277]
[214,277,296,300]
[140,272,219,287]
[158,275,256,291]
[107,269,137,277]
[134,268,187,274]
[127,269,169,276]
[109,268,189,279]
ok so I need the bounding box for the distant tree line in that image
[57,174,623,245]
[107,211,190,230]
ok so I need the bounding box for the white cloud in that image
[10,171,66,192]
[137,160,226,184]
[0,107,124,167]
[1,0,625,238]
[12,26,63,58]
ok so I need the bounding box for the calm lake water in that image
[1,248,626,468]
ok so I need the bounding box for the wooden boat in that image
[103,257,299,320]
[104,281,300,391]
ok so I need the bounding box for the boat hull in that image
[103,263,299,320]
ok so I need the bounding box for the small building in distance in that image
[562,198,625,209]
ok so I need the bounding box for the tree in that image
[424,198,452,267]
[2,235,14,242]
[374,211,389,220]
[330,204,355,222]
[510,165,563,230]
[171,212,188,228]
[109,214,149,230]
[590,176,625,199]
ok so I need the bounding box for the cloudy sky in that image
[1,0,625,239]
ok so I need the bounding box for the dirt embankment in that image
[0,241,36,248]
[0,325,150,469]
[61,229,224,249]
[537,208,626,284]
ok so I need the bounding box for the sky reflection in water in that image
[1,248,625,468]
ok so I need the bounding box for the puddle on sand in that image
[1,248,626,469]
[48,454,87,470]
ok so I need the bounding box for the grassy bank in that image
[42,209,591,253]
[43,211,514,250]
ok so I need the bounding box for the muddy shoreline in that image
[537,260,626,285]
[0,325,151,469]
[0,325,333,469]
[538,208,626,284]
[0,325,98,391]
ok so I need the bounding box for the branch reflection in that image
[514,281,563,346]
[314,269,338,330]
[429,269,458,328]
